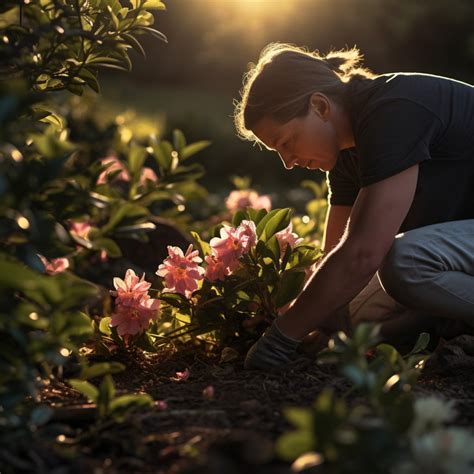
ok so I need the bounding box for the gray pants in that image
[348,219,474,338]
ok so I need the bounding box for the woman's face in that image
[252,95,342,172]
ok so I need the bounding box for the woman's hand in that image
[242,311,273,330]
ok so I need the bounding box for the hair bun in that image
[324,48,364,75]
[324,56,346,73]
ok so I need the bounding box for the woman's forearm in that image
[276,240,380,339]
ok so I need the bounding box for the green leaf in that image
[114,222,155,234]
[92,237,122,257]
[78,68,100,93]
[166,163,205,183]
[151,140,171,170]
[135,332,158,352]
[122,32,146,57]
[128,144,147,174]
[136,26,168,43]
[109,393,153,421]
[173,129,186,153]
[98,374,116,418]
[191,231,211,257]
[66,83,85,96]
[376,343,400,365]
[180,140,211,160]
[275,430,316,462]
[274,271,305,308]
[257,208,291,241]
[406,332,430,356]
[232,210,247,226]
[99,317,112,336]
[133,190,171,206]
[284,407,314,431]
[353,323,381,348]
[33,106,66,128]
[80,362,125,380]
[142,0,166,9]
[69,379,99,402]
[158,292,191,308]
[101,202,148,234]
[247,207,267,224]
[265,235,281,262]
[107,5,120,29]
[256,209,279,237]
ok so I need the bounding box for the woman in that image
[233,43,474,370]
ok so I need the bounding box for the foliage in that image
[293,179,328,243]
[0,0,167,95]
[69,363,153,422]
[275,324,474,473]
[98,207,321,350]
[0,254,97,422]
[0,0,174,464]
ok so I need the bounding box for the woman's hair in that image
[233,42,376,145]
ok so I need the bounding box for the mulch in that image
[37,335,474,474]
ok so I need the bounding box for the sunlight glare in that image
[214,0,296,21]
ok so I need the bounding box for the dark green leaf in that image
[274,271,305,308]
[70,379,99,402]
[180,140,211,160]
[80,362,125,380]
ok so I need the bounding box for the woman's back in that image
[329,72,474,232]
[348,72,474,160]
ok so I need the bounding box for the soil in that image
[35,335,474,474]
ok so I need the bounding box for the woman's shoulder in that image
[359,72,473,99]
[349,71,474,128]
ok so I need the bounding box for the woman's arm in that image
[322,204,353,254]
[277,204,353,316]
[245,204,353,325]
[277,163,420,338]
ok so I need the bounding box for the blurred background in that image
[94,0,474,207]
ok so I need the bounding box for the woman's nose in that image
[278,152,297,170]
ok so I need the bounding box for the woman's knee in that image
[377,235,417,306]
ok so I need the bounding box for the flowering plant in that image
[101,207,321,349]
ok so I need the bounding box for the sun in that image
[215,0,296,17]
[211,0,296,20]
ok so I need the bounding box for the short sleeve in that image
[326,148,360,206]
[356,99,442,187]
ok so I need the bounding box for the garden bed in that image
[37,335,474,473]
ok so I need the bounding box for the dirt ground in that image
[37,335,474,474]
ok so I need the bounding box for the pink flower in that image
[209,220,257,268]
[275,223,303,255]
[156,400,168,410]
[69,220,109,260]
[204,255,232,281]
[96,156,130,185]
[254,194,272,211]
[38,255,69,275]
[236,220,257,252]
[202,385,215,400]
[111,269,152,306]
[156,245,205,299]
[99,250,108,262]
[225,190,272,212]
[109,269,160,337]
[69,221,92,240]
[173,368,190,381]
[139,167,158,187]
[110,296,160,336]
[209,226,243,267]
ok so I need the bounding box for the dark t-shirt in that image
[326,72,474,232]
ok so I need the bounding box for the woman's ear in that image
[309,93,330,121]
